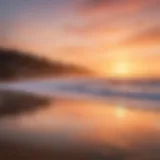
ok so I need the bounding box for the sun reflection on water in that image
[116,105,127,119]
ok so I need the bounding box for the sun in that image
[115,62,129,75]
[111,61,131,79]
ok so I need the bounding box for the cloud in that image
[82,0,119,7]
[119,26,160,47]
[77,0,150,15]
[78,0,159,13]
[66,0,159,39]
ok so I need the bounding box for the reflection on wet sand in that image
[0,92,160,160]
[0,90,51,118]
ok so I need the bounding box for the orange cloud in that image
[78,0,159,16]
[120,27,160,47]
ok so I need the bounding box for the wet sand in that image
[0,89,160,160]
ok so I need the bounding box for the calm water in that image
[1,78,160,108]
[0,78,160,160]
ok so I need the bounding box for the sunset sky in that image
[0,0,159,79]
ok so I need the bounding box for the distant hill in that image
[0,48,91,81]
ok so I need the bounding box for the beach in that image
[0,82,159,160]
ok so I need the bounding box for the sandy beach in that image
[0,89,160,160]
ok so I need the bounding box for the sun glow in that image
[109,60,131,79]
[115,62,130,76]
[116,105,127,119]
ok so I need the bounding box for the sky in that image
[0,0,159,79]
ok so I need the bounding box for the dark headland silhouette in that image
[0,48,91,81]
